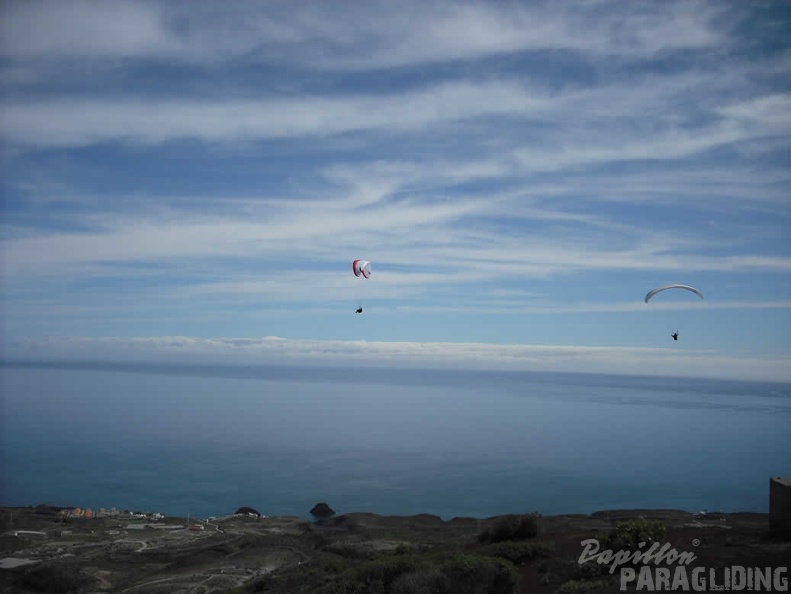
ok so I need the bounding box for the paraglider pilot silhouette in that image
[671,332,679,341]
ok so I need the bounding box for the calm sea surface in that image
[1,362,789,519]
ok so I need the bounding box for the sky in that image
[1,0,790,381]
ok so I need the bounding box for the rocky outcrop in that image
[235,506,262,518]
[310,502,336,518]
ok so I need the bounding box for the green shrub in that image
[14,564,96,594]
[558,578,614,593]
[478,513,541,543]
[390,568,450,594]
[602,519,666,552]
[313,555,421,594]
[354,555,424,587]
[314,580,370,594]
[478,541,553,564]
[323,559,351,574]
[322,542,378,560]
[440,554,519,594]
[316,551,519,594]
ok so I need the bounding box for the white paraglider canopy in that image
[644,284,704,304]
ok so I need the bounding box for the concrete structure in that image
[769,477,791,535]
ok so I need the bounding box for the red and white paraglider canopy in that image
[352,259,372,279]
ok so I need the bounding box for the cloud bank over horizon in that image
[3,335,789,383]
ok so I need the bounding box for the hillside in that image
[0,506,788,593]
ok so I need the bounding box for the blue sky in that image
[1,0,790,380]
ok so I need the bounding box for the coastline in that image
[2,505,787,593]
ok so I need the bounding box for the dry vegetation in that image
[0,507,788,593]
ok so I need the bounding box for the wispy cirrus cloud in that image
[3,191,788,282]
[1,0,728,68]
[1,1,789,373]
[3,80,788,153]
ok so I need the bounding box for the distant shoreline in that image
[4,357,791,386]
[1,504,768,524]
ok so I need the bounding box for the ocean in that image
[1,361,789,520]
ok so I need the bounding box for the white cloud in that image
[0,1,178,60]
[0,80,548,148]
[284,1,724,70]
[718,94,791,129]
[3,191,788,286]
[0,1,727,68]
[4,335,789,382]
[391,300,791,315]
[3,82,787,155]
[0,0,787,355]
